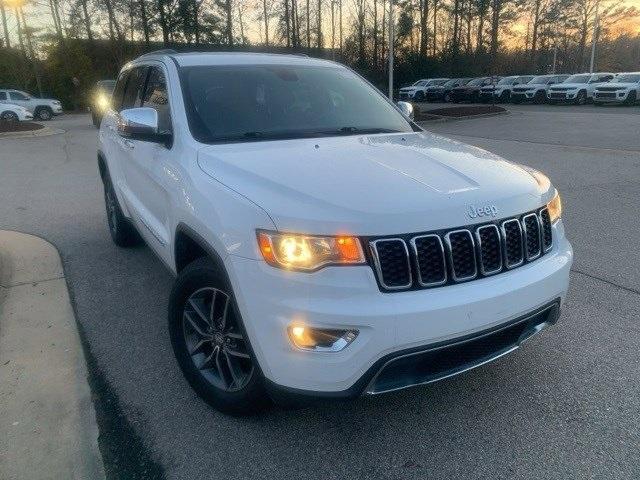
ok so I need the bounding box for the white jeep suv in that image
[593,72,640,105]
[547,72,615,104]
[0,89,63,120]
[98,51,572,414]
[398,78,450,102]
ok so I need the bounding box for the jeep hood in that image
[197,132,552,236]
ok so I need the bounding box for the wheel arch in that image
[174,223,228,278]
[97,151,107,182]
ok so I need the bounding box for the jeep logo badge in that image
[467,204,498,219]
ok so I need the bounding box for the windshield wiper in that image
[333,127,402,135]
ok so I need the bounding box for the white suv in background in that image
[511,75,570,104]
[98,51,572,414]
[0,102,33,122]
[0,89,63,120]
[593,72,640,105]
[547,72,615,104]
[398,78,449,102]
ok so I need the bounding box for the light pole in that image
[589,2,600,73]
[388,0,394,100]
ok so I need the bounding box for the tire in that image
[1,111,19,122]
[471,92,480,103]
[35,106,53,121]
[91,111,100,128]
[625,91,637,106]
[500,91,510,103]
[103,176,141,247]
[168,257,271,415]
[575,90,587,105]
[534,91,546,104]
[414,91,425,102]
[444,92,451,103]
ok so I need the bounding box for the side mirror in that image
[117,107,170,145]
[396,101,414,120]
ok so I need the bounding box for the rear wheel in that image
[533,91,546,104]
[1,111,19,122]
[169,257,270,415]
[103,176,141,247]
[500,91,510,103]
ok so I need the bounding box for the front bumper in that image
[227,222,572,396]
[593,92,629,103]
[548,91,578,101]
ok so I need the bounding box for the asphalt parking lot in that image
[1,107,639,479]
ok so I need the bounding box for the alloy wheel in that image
[105,188,118,234]
[1,111,19,122]
[182,287,254,392]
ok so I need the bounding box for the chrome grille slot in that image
[501,219,524,268]
[444,230,477,281]
[475,225,502,275]
[368,208,552,292]
[539,207,553,252]
[411,235,447,286]
[522,213,542,260]
[369,239,412,290]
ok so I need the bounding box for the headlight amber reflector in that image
[547,191,562,223]
[257,231,365,271]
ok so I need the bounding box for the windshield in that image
[497,77,517,85]
[613,74,640,83]
[442,78,460,88]
[413,80,428,86]
[430,79,448,86]
[180,64,414,144]
[467,78,487,86]
[564,74,591,83]
[529,76,551,84]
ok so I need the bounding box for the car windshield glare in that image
[564,74,591,83]
[497,77,516,85]
[180,64,414,144]
[467,78,486,86]
[613,74,640,83]
[529,76,551,84]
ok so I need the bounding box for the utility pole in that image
[388,0,394,100]
[552,45,557,74]
[589,2,599,73]
[0,0,10,48]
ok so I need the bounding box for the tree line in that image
[0,0,639,107]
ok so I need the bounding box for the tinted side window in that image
[142,67,171,133]
[122,67,148,110]
[10,91,29,100]
[111,71,129,111]
[0,92,6,100]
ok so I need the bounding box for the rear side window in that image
[9,91,29,100]
[111,71,129,111]
[141,67,171,133]
[122,67,148,110]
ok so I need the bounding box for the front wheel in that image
[169,258,271,415]
[35,107,53,121]
[625,91,637,105]
[533,91,546,104]
[575,90,587,105]
[414,91,425,102]
[443,93,451,102]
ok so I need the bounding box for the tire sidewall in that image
[37,107,53,120]
[168,259,269,415]
[1,111,19,122]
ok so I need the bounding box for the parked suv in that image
[450,77,495,103]
[547,72,614,104]
[593,72,640,105]
[0,89,63,120]
[427,77,472,102]
[479,75,534,103]
[398,78,449,102]
[98,52,572,414]
[511,75,570,104]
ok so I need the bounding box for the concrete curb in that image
[417,109,510,125]
[0,231,105,480]
[0,127,65,139]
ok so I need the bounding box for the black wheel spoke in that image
[223,350,242,387]
[188,298,213,329]
[199,345,218,371]
[225,346,250,359]
[184,310,209,337]
[189,338,209,356]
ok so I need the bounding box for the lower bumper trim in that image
[265,300,561,402]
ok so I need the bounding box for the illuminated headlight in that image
[288,325,358,352]
[257,230,365,271]
[547,191,562,223]
[96,94,110,109]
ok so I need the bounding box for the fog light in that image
[288,325,358,352]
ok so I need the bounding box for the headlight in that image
[547,191,562,223]
[257,230,365,271]
[96,94,110,109]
